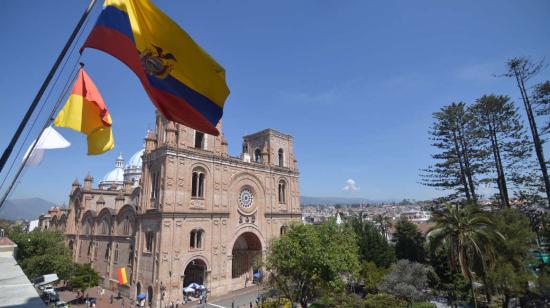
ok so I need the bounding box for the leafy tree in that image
[363,293,406,308]
[487,209,536,307]
[361,261,390,295]
[428,204,503,308]
[394,219,426,263]
[68,263,99,291]
[266,221,360,308]
[8,228,74,281]
[349,217,396,267]
[428,247,469,308]
[378,260,430,307]
[503,57,550,205]
[421,103,481,202]
[469,95,531,207]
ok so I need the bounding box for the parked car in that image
[43,292,59,304]
[55,300,69,308]
[43,286,56,294]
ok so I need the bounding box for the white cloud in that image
[343,178,360,192]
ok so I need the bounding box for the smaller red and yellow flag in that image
[117,267,128,285]
[54,68,114,155]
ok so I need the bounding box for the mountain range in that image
[0,195,403,221]
[300,196,390,206]
[0,198,57,221]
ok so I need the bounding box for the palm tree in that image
[428,204,503,308]
[373,214,392,239]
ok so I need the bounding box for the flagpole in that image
[0,64,82,209]
[0,0,97,174]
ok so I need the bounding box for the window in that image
[254,149,262,163]
[128,245,134,265]
[105,242,111,261]
[194,131,205,149]
[101,218,108,235]
[190,229,204,249]
[145,232,154,252]
[87,242,92,257]
[114,243,119,263]
[280,225,287,235]
[278,149,284,167]
[123,215,130,235]
[84,219,92,234]
[278,180,286,204]
[191,169,205,198]
[151,172,160,203]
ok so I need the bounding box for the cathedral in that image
[49,112,301,306]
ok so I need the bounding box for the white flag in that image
[23,126,70,166]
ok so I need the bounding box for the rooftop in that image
[0,238,45,307]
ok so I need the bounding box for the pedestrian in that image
[244,274,249,288]
[175,299,180,308]
[121,298,125,308]
[231,300,234,308]
[249,301,252,308]
[111,294,114,304]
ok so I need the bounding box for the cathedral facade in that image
[56,113,301,306]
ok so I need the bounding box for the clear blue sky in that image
[0,0,549,204]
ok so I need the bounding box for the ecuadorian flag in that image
[82,0,229,136]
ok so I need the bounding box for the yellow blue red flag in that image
[81,0,229,136]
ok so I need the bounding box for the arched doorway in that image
[147,286,153,307]
[183,259,207,287]
[231,232,262,285]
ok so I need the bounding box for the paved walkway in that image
[58,286,132,308]
[57,285,263,308]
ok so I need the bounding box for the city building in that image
[49,113,301,306]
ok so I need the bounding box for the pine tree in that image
[503,57,550,206]
[421,102,481,202]
[533,80,550,137]
[469,95,531,207]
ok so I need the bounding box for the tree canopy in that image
[266,221,360,308]
[394,218,426,263]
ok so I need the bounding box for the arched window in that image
[254,149,262,163]
[105,242,111,261]
[278,149,284,167]
[114,243,119,262]
[128,245,134,265]
[123,215,130,235]
[278,180,287,204]
[280,225,287,235]
[190,229,204,249]
[191,169,205,198]
[145,232,154,252]
[150,171,160,205]
[101,218,109,235]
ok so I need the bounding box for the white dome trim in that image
[126,149,144,169]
